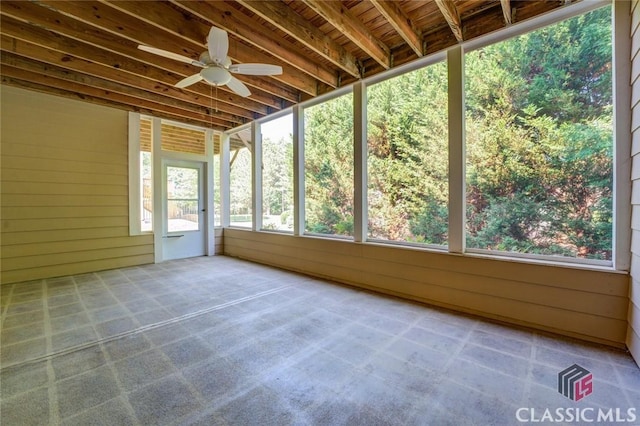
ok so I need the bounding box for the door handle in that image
[201,209,206,212]
[163,235,184,238]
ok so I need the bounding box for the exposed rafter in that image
[0,52,241,127]
[236,0,361,78]
[96,0,318,97]
[171,1,338,89]
[2,1,280,112]
[303,0,391,70]
[370,0,423,57]
[0,0,568,131]
[435,0,464,42]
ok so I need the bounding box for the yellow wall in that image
[629,0,640,362]
[224,229,629,347]
[1,85,153,283]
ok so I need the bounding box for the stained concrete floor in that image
[1,256,638,425]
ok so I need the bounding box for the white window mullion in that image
[252,121,263,231]
[152,117,163,263]
[293,105,305,236]
[205,129,215,255]
[220,133,231,228]
[447,46,465,254]
[353,81,367,243]
[128,112,141,236]
[613,0,632,271]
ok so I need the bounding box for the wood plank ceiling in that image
[0,0,567,131]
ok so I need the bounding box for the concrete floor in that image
[1,256,638,425]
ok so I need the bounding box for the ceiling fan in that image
[138,26,282,97]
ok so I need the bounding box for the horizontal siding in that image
[1,181,126,196]
[633,205,640,230]
[625,0,640,362]
[1,194,128,207]
[2,142,127,165]
[1,235,153,259]
[633,230,640,256]
[1,254,155,284]
[2,157,127,176]
[2,217,130,233]
[0,85,153,284]
[2,245,153,271]
[224,229,629,347]
[215,228,223,255]
[628,325,640,363]
[2,169,128,185]
[1,227,133,245]
[631,277,640,309]
[1,206,128,220]
[631,298,640,334]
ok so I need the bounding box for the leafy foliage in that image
[255,6,613,259]
[465,6,612,259]
[304,94,354,236]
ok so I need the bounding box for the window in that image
[304,93,354,237]
[140,117,153,232]
[213,138,221,227]
[261,114,294,232]
[218,4,621,268]
[465,6,613,260]
[229,128,253,228]
[367,61,448,246]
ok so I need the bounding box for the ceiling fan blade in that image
[207,27,229,64]
[228,63,283,76]
[226,76,251,97]
[138,45,203,67]
[175,73,204,88]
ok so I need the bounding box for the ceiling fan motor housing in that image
[201,66,232,85]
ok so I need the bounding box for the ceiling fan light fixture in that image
[200,66,231,86]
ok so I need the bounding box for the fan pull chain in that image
[209,84,218,130]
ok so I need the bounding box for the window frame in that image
[363,57,450,249]
[258,111,295,234]
[301,87,356,239]
[212,1,631,271]
[459,0,624,268]
[224,123,255,230]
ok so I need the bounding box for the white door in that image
[162,161,206,260]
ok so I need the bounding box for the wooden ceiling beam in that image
[0,52,241,127]
[500,0,513,25]
[0,35,260,121]
[0,13,274,116]
[236,0,360,78]
[1,65,231,128]
[171,0,338,88]
[435,0,464,42]
[370,0,422,57]
[99,0,317,97]
[21,0,288,108]
[2,76,216,129]
[302,0,391,70]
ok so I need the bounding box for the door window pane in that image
[167,166,199,232]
